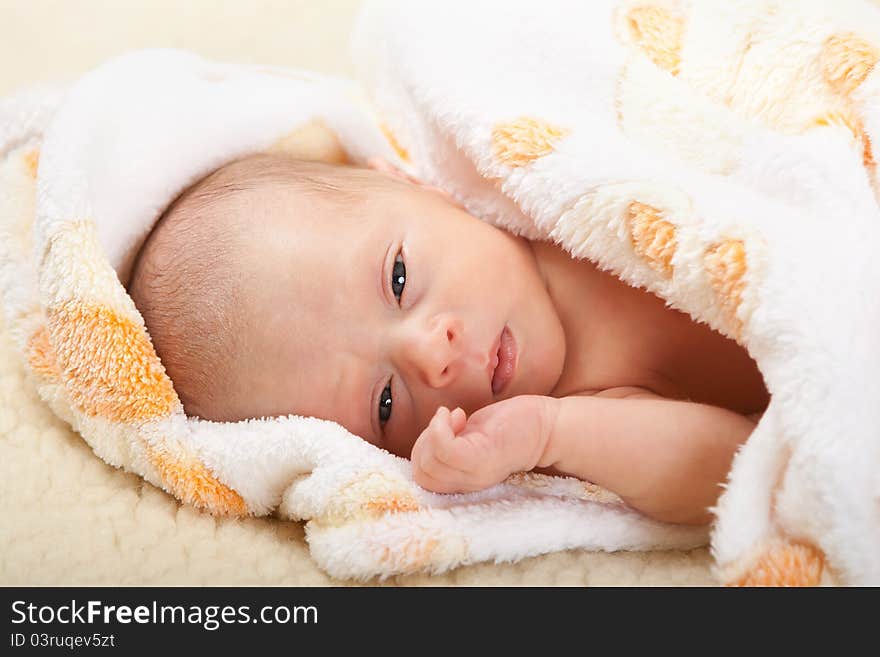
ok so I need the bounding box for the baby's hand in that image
[411,396,557,494]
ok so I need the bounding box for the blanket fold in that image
[2,0,878,584]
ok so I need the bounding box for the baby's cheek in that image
[390,426,423,459]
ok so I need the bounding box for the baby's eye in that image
[379,380,393,428]
[391,252,406,304]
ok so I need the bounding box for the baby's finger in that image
[413,453,465,494]
[430,406,454,431]
[431,424,482,473]
[412,436,470,493]
[449,407,467,435]
[417,407,455,447]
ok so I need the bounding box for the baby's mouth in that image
[491,325,517,396]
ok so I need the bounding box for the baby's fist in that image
[411,406,486,493]
[411,396,556,494]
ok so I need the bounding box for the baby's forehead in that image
[257,175,421,245]
[217,162,431,293]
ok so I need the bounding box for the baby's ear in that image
[366,157,460,206]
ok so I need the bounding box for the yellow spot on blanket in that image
[816,35,878,179]
[813,108,875,171]
[704,239,747,339]
[363,494,421,515]
[380,123,411,162]
[625,5,686,75]
[863,133,876,172]
[23,148,39,179]
[26,324,61,380]
[730,542,825,587]
[269,119,350,164]
[47,301,177,423]
[492,117,568,167]
[380,536,440,572]
[628,201,677,276]
[145,443,248,516]
[319,473,422,524]
[820,33,879,97]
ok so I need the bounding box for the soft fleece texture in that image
[4,0,879,585]
[0,0,712,587]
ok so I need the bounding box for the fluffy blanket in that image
[2,0,878,584]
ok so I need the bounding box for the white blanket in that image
[2,0,878,584]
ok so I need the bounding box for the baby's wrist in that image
[531,396,561,470]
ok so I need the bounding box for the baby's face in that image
[228,171,565,457]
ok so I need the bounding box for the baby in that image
[127,152,769,526]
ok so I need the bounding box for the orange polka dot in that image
[269,119,350,164]
[704,239,747,338]
[625,5,686,75]
[145,443,248,516]
[380,122,411,162]
[730,542,825,587]
[817,34,878,179]
[379,536,440,572]
[23,149,39,179]
[864,132,876,173]
[363,493,420,516]
[492,117,569,167]
[820,33,880,97]
[628,201,677,276]
[813,108,875,170]
[26,324,61,380]
[47,301,177,423]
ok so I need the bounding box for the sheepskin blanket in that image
[2,0,878,584]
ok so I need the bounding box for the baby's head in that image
[128,153,565,457]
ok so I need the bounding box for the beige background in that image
[0,0,361,96]
[0,0,713,585]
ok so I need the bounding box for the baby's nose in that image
[405,313,463,388]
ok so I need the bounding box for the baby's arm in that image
[411,390,757,526]
[535,388,758,525]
